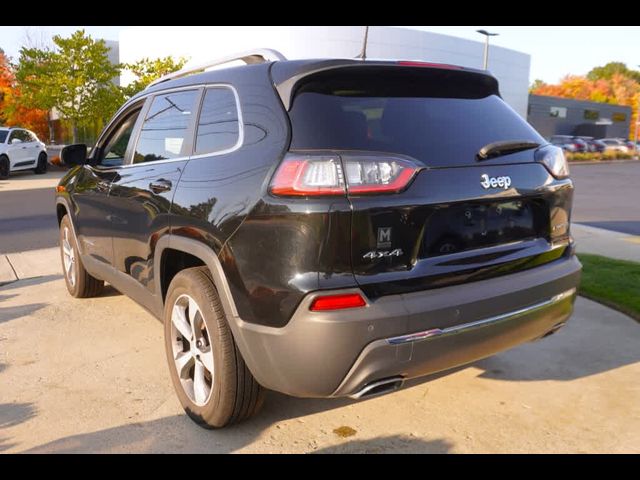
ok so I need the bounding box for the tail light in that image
[310,293,367,311]
[536,145,570,179]
[269,153,419,197]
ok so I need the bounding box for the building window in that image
[584,109,600,121]
[612,112,627,122]
[550,106,567,118]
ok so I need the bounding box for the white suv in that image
[0,127,48,179]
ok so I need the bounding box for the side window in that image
[9,130,27,143]
[194,87,240,155]
[99,108,142,167]
[25,131,37,143]
[133,90,198,164]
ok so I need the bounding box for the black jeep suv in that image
[55,50,581,428]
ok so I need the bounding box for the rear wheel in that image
[164,267,265,428]
[59,215,104,298]
[0,155,9,179]
[34,152,48,174]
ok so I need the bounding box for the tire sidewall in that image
[59,216,81,296]
[0,155,9,178]
[35,152,48,173]
[163,270,234,428]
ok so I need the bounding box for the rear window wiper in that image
[477,140,541,160]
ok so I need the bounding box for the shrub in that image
[566,151,635,162]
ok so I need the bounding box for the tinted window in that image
[0,131,8,143]
[9,130,29,143]
[25,131,37,142]
[100,108,141,167]
[612,112,627,122]
[195,87,240,154]
[133,90,198,164]
[584,109,599,120]
[288,70,544,166]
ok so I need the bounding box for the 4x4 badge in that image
[363,249,403,260]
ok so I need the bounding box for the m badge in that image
[377,227,392,248]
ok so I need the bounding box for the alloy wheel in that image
[170,294,214,406]
[62,226,76,287]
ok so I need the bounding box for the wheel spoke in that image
[172,304,193,340]
[198,346,214,374]
[65,259,73,276]
[188,296,199,325]
[193,361,209,404]
[174,351,193,379]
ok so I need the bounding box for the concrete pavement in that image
[0,270,638,453]
[0,244,638,453]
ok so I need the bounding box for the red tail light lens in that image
[310,293,367,311]
[270,153,419,197]
[398,61,463,70]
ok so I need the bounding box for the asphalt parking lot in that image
[0,161,639,453]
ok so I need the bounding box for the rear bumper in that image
[232,256,581,398]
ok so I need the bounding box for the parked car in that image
[572,136,605,153]
[55,50,581,428]
[598,138,630,153]
[549,135,579,152]
[0,127,48,179]
[624,140,637,152]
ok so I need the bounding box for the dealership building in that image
[527,94,632,140]
[118,26,532,117]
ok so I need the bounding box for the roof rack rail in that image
[147,48,287,89]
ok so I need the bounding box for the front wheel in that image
[164,267,265,428]
[34,152,48,174]
[59,215,104,297]
[0,155,9,179]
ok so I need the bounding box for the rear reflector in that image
[310,293,367,311]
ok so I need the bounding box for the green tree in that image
[587,62,640,83]
[529,79,545,93]
[14,30,120,143]
[121,56,188,99]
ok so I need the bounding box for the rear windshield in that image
[288,68,544,165]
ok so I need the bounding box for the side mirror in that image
[61,144,88,166]
[10,138,22,145]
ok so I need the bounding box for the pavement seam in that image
[6,255,19,281]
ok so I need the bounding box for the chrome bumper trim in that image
[386,287,577,345]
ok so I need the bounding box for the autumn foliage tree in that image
[0,51,49,140]
[531,62,640,139]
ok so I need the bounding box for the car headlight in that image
[536,145,570,179]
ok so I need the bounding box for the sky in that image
[0,26,638,85]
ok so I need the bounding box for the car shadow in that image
[0,303,48,325]
[472,299,640,381]
[313,435,453,454]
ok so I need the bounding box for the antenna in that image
[356,26,370,60]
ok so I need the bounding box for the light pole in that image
[476,29,499,70]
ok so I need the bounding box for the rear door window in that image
[133,90,199,164]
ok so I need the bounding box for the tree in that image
[587,62,640,83]
[529,79,545,93]
[121,56,188,99]
[14,30,120,143]
[0,51,49,140]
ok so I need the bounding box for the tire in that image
[164,266,265,428]
[34,152,48,174]
[59,215,104,298]
[0,155,9,179]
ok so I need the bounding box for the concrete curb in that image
[0,247,60,287]
[572,224,640,263]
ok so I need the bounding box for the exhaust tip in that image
[349,376,405,399]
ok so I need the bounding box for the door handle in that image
[149,179,172,193]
